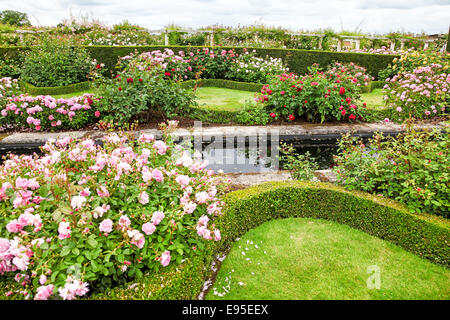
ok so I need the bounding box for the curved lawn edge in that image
[89,181,449,300]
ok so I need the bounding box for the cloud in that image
[0,0,448,34]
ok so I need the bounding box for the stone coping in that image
[0,122,447,145]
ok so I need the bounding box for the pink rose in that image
[99,219,113,234]
[142,222,156,235]
[139,191,149,204]
[151,211,165,225]
[152,168,164,182]
[161,250,171,267]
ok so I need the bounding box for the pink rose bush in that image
[383,64,449,120]
[325,62,374,88]
[0,85,100,131]
[0,121,230,300]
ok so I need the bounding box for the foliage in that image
[20,38,95,87]
[0,122,230,300]
[279,143,319,180]
[0,89,98,131]
[235,103,271,125]
[378,49,450,80]
[225,48,289,83]
[325,61,374,87]
[0,10,31,27]
[257,65,366,123]
[95,50,195,125]
[382,64,449,121]
[333,128,450,217]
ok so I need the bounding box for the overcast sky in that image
[2,0,449,34]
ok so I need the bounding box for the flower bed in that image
[0,121,231,299]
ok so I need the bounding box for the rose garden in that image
[0,16,449,301]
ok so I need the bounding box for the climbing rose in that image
[99,219,113,234]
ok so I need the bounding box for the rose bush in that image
[0,88,99,131]
[95,49,196,125]
[333,128,449,217]
[225,48,289,83]
[383,64,449,121]
[256,65,366,123]
[0,121,230,300]
[325,61,374,88]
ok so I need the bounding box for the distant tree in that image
[0,10,31,26]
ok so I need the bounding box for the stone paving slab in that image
[0,122,447,145]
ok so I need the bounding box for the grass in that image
[207,218,450,300]
[360,89,386,110]
[193,87,256,112]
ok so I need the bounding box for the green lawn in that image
[42,86,385,113]
[207,218,449,300]
[360,89,386,110]
[194,87,256,111]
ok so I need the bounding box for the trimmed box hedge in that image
[89,181,449,300]
[0,45,397,80]
[21,81,92,96]
[181,78,262,92]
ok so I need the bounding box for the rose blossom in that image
[99,219,113,235]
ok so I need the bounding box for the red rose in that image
[270,112,276,118]
[341,109,346,116]
[349,114,356,120]
[87,98,93,105]
[138,78,143,82]
[118,87,122,91]
[288,115,295,121]
[304,100,308,104]
[96,64,101,69]
[339,87,345,95]
[164,72,171,77]
[95,111,100,117]
[127,77,133,83]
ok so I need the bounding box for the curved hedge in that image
[21,81,91,96]
[91,181,449,300]
[0,45,397,80]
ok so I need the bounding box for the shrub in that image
[333,128,449,217]
[279,143,319,180]
[224,48,289,83]
[325,61,374,87]
[0,122,230,300]
[0,92,99,131]
[382,64,449,121]
[95,50,195,125]
[378,49,450,80]
[235,103,271,125]
[20,38,94,87]
[257,66,366,123]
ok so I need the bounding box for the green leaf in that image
[61,247,71,257]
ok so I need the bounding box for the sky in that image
[2,0,450,34]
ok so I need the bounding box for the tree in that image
[0,10,31,27]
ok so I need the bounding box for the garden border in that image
[0,45,398,80]
[91,181,449,300]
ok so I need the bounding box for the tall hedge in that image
[0,45,397,80]
[90,181,449,300]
